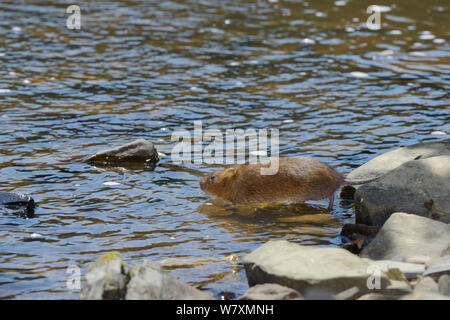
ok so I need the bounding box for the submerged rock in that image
[360,213,450,263]
[0,191,35,218]
[80,251,130,300]
[238,283,302,300]
[243,240,409,298]
[85,139,159,170]
[439,275,450,296]
[414,276,439,294]
[126,260,214,300]
[354,155,450,226]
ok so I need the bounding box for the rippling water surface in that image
[0,0,449,299]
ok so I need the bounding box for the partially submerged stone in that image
[85,139,159,169]
[125,260,214,300]
[0,191,35,218]
[80,251,130,300]
[414,276,439,294]
[354,155,450,226]
[360,213,450,263]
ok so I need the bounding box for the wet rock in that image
[243,240,398,297]
[363,259,425,280]
[438,275,450,296]
[238,283,302,300]
[414,276,439,294]
[85,139,159,169]
[361,213,450,263]
[341,223,379,238]
[80,251,130,300]
[125,260,214,300]
[0,192,35,218]
[423,255,450,278]
[341,138,450,199]
[354,155,450,226]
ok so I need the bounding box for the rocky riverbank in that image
[80,138,450,300]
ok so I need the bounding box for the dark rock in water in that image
[0,192,35,218]
[85,139,159,170]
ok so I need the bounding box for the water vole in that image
[200,157,378,210]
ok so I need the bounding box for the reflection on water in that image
[0,0,449,299]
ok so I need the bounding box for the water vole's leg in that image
[327,193,335,211]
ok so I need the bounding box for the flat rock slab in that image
[354,155,450,226]
[126,260,214,300]
[86,139,159,169]
[361,213,450,263]
[363,259,425,280]
[0,192,35,218]
[424,255,450,278]
[243,240,396,296]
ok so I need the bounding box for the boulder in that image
[423,255,450,278]
[414,276,439,294]
[238,283,302,300]
[361,213,450,263]
[85,139,159,169]
[0,192,35,218]
[80,252,130,300]
[438,275,450,296]
[341,138,450,199]
[354,155,450,226]
[125,260,214,300]
[243,240,409,298]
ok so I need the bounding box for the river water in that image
[0,0,448,299]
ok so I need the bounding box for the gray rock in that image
[361,213,450,263]
[400,291,450,300]
[354,155,450,226]
[357,293,398,300]
[414,276,439,294]
[303,288,336,300]
[125,260,214,300]
[341,139,450,199]
[363,259,425,280]
[438,275,450,296]
[423,255,450,278]
[80,252,129,300]
[238,283,302,300]
[243,240,407,297]
[86,139,159,169]
[0,191,35,218]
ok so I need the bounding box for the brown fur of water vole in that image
[200,157,378,210]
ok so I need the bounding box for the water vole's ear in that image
[223,166,238,178]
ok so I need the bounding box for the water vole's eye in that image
[209,175,216,183]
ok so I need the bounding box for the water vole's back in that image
[230,157,344,204]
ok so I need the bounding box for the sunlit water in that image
[0,0,449,299]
